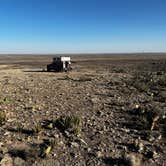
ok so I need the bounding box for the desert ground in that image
[0,54,165,166]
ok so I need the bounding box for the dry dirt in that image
[0,54,165,166]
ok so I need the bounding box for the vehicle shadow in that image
[23,70,55,73]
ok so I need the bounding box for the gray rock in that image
[78,138,88,146]
[152,151,159,159]
[2,147,8,154]
[124,153,142,166]
[0,154,13,166]
[148,131,162,142]
[32,159,60,166]
[138,142,144,153]
[14,157,25,166]
[71,142,79,148]
[95,151,102,158]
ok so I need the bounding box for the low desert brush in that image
[42,139,56,157]
[0,111,6,126]
[16,122,24,133]
[33,122,42,134]
[55,115,81,135]
[136,106,163,131]
[157,74,166,86]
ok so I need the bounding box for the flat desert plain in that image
[0,54,165,166]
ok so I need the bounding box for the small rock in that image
[96,110,104,116]
[95,151,102,158]
[124,153,142,166]
[79,139,88,146]
[54,134,59,139]
[121,106,125,111]
[152,151,159,159]
[87,148,91,152]
[148,131,162,142]
[7,119,15,123]
[138,142,144,153]
[103,126,107,131]
[98,130,104,134]
[32,159,60,166]
[0,142,4,147]
[0,154,13,166]
[64,131,70,137]
[14,157,25,166]
[2,147,8,154]
[146,150,159,159]
[4,132,10,136]
[121,128,130,133]
[59,140,64,145]
[71,142,79,148]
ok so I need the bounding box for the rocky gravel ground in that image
[0,56,165,166]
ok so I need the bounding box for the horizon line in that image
[0,52,166,55]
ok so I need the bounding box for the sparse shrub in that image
[47,123,54,129]
[139,115,149,128]
[3,97,10,102]
[131,71,166,93]
[143,130,152,139]
[41,139,56,158]
[157,74,166,86]
[49,139,56,147]
[158,92,166,102]
[0,97,11,104]
[133,106,164,131]
[132,82,147,92]
[112,68,126,73]
[55,115,81,135]
[16,122,24,133]
[130,72,153,92]
[33,122,42,134]
[41,120,54,129]
[0,111,6,126]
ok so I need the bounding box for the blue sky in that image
[0,0,166,53]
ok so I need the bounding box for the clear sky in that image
[0,0,166,53]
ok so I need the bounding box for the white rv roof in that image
[61,57,71,61]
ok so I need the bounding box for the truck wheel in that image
[47,67,50,72]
